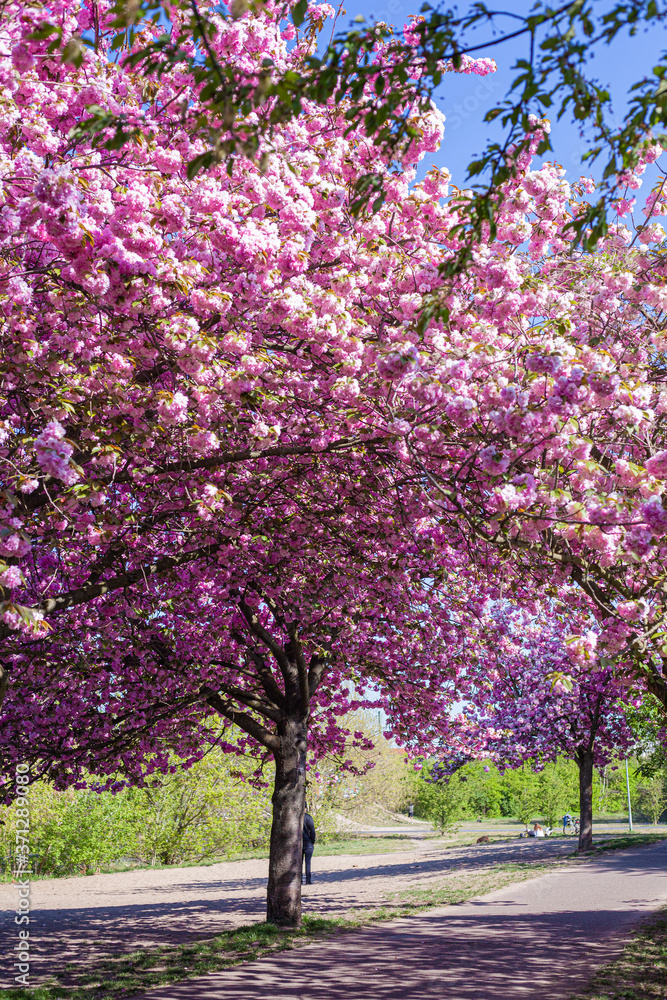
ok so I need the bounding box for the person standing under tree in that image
[302,808,316,885]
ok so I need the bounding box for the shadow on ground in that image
[135,843,667,999]
[1,838,660,988]
[141,905,652,1000]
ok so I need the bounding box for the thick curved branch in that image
[287,626,310,716]
[17,435,390,513]
[238,595,291,678]
[3,543,222,635]
[216,680,281,723]
[308,654,328,699]
[204,689,278,751]
[245,648,285,708]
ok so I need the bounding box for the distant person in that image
[534,823,545,838]
[302,808,316,885]
[408,803,414,822]
[562,813,572,834]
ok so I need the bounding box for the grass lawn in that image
[583,833,667,854]
[316,835,413,856]
[424,830,667,851]
[569,907,667,999]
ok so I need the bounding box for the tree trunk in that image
[266,714,307,927]
[576,748,594,851]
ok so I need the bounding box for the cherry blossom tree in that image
[6,0,667,707]
[3,537,469,922]
[0,0,468,680]
[84,0,667,250]
[0,0,493,924]
[406,139,667,713]
[440,604,641,850]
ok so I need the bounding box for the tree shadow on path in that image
[138,904,653,1000]
[2,839,661,990]
[133,841,667,1000]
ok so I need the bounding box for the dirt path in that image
[1,836,574,985]
[132,839,667,1000]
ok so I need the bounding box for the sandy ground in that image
[0,834,577,986]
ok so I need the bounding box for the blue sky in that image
[323,1,667,192]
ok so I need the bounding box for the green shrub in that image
[0,748,272,875]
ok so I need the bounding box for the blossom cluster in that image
[0,0,665,787]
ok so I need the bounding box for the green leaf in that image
[28,22,61,40]
[62,37,86,68]
[293,0,308,27]
[187,151,217,180]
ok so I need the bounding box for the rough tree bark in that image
[205,601,328,929]
[266,714,308,926]
[576,747,594,851]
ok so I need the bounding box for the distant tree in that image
[501,765,541,830]
[636,776,667,825]
[461,761,503,819]
[537,761,578,828]
[413,763,467,834]
[307,712,412,830]
[454,605,639,849]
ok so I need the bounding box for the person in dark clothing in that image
[302,809,316,885]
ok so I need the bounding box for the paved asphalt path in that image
[135,840,667,1000]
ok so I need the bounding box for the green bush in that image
[636,776,667,825]
[459,761,503,819]
[125,753,271,865]
[537,760,579,827]
[0,748,272,875]
[412,764,466,833]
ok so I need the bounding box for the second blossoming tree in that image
[441,604,641,850]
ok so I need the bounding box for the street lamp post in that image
[625,759,634,834]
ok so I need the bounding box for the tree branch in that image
[237,595,291,679]
[18,435,390,513]
[245,647,285,708]
[203,689,278,751]
[308,654,328,699]
[216,680,282,723]
[18,543,221,624]
[287,626,310,716]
